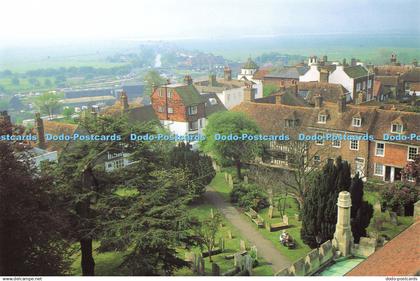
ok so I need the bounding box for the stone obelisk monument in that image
[333,191,354,256]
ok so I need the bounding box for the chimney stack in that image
[275,94,284,105]
[320,70,329,83]
[323,55,328,63]
[120,91,129,111]
[391,53,397,65]
[314,95,323,108]
[183,75,193,85]
[224,66,232,81]
[338,94,347,113]
[209,74,217,87]
[35,112,45,149]
[351,58,357,67]
[413,59,418,67]
[243,85,255,102]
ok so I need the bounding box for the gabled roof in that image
[201,93,227,116]
[374,65,414,76]
[347,220,420,276]
[298,82,348,104]
[126,105,159,123]
[343,65,368,78]
[170,84,206,106]
[265,66,309,79]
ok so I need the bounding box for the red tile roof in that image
[347,220,420,276]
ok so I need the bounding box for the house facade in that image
[232,96,420,183]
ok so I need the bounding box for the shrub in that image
[230,183,269,211]
[380,182,419,216]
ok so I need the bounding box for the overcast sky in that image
[0,0,419,45]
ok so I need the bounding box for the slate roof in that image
[347,220,420,276]
[254,91,309,107]
[201,93,227,116]
[343,65,368,78]
[376,76,399,87]
[265,66,309,79]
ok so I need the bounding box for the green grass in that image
[209,172,231,200]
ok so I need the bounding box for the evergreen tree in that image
[0,142,70,275]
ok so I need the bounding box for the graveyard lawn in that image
[175,200,274,276]
[210,171,312,263]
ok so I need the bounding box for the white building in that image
[237,58,263,99]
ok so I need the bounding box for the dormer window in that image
[318,114,327,124]
[352,117,362,127]
[391,123,403,134]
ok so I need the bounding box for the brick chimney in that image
[320,69,329,83]
[184,75,193,85]
[120,91,129,111]
[275,94,284,104]
[351,58,357,67]
[209,74,217,87]
[243,85,255,102]
[314,95,323,108]
[224,66,232,81]
[338,94,347,113]
[35,112,45,149]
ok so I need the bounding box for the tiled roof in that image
[376,75,399,86]
[374,65,414,76]
[400,68,420,82]
[174,84,206,106]
[42,120,78,152]
[253,69,271,80]
[254,91,309,107]
[298,82,348,104]
[265,66,309,79]
[126,105,159,123]
[231,101,420,145]
[343,65,368,78]
[347,220,420,276]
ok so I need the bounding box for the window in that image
[356,83,361,91]
[350,140,359,150]
[314,155,321,165]
[114,159,124,169]
[376,142,385,156]
[158,89,163,97]
[285,119,297,128]
[407,174,415,182]
[391,123,403,134]
[332,139,341,148]
[352,118,362,127]
[362,81,366,90]
[318,114,327,124]
[315,133,324,145]
[157,106,164,113]
[374,163,384,176]
[167,107,174,114]
[408,146,418,161]
[167,90,173,99]
[188,106,198,115]
[189,121,198,131]
[368,79,372,89]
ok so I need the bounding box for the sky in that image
[0,0,419,46]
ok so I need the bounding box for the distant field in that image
[0,56,128,73]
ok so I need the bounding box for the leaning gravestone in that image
[240,240,246,251]
[268,205,274,219]
[212,263,220,276]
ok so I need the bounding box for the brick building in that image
[232,95,420,183]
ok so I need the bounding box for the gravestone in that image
[373,201,382,213]
[197,255,205,275]
[294,213,301,221]
[268,188,273,205]
[244,254,253,275]
[268,205,274,219]
[212,263,220,276]
[289,257,306,276]
[244,175,248,184]
[234,253,243,268]
[389,211,398,225]
[219,237,225,252]
[305,248,320,275]
[227,230,233,239]
[224,172,228,182]
[228,174,234,189]
[250,245,258,259]
[283,214,289,225]
[185,251,196,263]
[240,240,246,251]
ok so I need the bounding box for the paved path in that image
[204,186,291,273]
